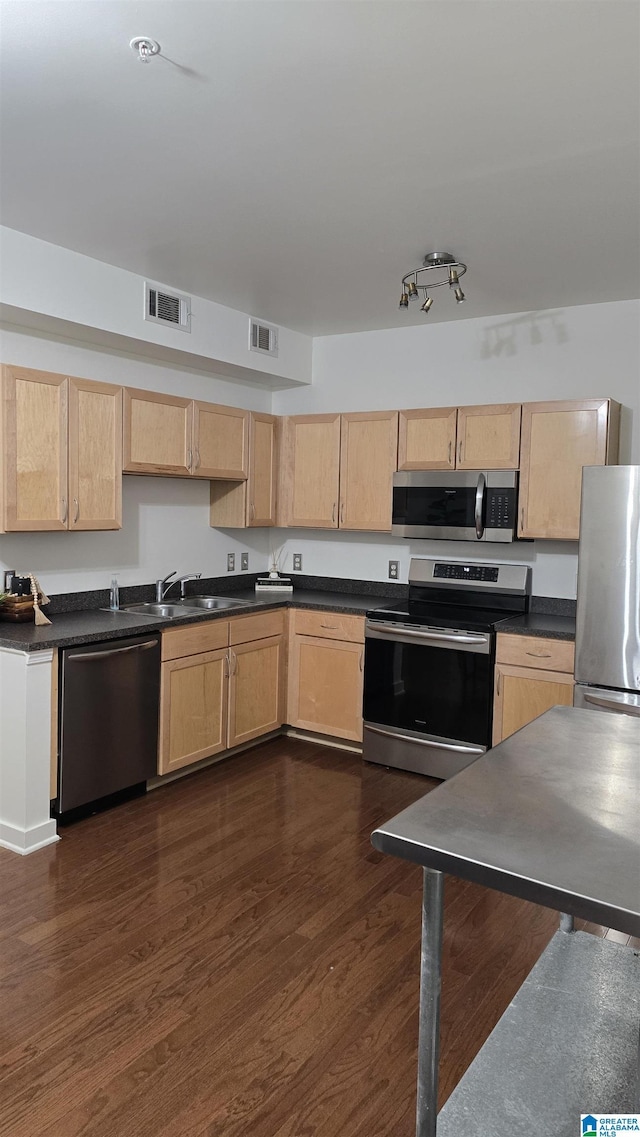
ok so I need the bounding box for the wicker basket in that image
[0,595,36,622]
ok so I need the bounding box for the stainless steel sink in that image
[180,596,251,610]
[122,602,191,618]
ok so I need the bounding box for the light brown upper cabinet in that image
[192,401,248,479]
[123,388,193,476]
[1,365,122,532]
[397,403,520,471]
[209,412,279,528]
[282,414,342,528]
[339,411,398,531]
[281,411,398,531]
[456,403,521,469]
[124,389,249,480]
[398,407,457,470]
[68,377,122,530]
[518,399,620,540]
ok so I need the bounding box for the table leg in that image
[559,912,575,933]
[416,868,445,1137]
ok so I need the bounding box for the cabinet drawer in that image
[496,633,575,673]
[161,620,229,661]
[229,608,285,645]
[291,609,365,643]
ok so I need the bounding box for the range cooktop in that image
[366,601,519,635]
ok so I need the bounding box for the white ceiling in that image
[1,0,639,337]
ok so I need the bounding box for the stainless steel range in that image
[363,557,530,779]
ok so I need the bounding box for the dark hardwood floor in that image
[0,738,623,1136]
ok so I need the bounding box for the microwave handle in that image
[475,473,486,539]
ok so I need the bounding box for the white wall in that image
[0,227,312,388]
[273,300,640,598]
[0,326,273,595]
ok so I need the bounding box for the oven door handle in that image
[366,623,489,646]
[475,472,486,540]
[366,724,485,755]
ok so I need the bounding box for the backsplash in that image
[42,572,572,616]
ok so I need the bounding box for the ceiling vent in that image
[144,282,191,332]
[249,319,278,358]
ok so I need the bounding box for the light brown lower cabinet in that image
[492,633,575,746]
[287,610,365,742]
[159,611,285,775]
[228,635,284,747]
[159,647,229,775]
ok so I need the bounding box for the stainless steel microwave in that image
[392,470,519,543]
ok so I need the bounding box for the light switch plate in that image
[241,552,249,571]
[292,553,302,572]
[227,552,235,572]
[388,560,399,580]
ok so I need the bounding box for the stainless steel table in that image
[371,706,640,1136]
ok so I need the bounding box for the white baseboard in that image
[0,818,59,856]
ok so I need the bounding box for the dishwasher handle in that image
[68,640,158,662]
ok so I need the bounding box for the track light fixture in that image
[398,252,467,316]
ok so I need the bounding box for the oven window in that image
[392,486,476,528]
[364,637,493,746]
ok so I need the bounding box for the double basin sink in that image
[118,596,255,620]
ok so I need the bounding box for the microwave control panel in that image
[485,487,516,529]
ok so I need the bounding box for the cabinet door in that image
[193,401,248,479]
[247,412,278,526]
[159,648,228,774]
[493,663,574,746]
[397,407,457,470]
[288,635,364,742]
[284,414,341,528]
[1,365,68,531]
[456,403,521,470]
[227,635,284,748]
[518,399,618,540]
[123,387,193,476]
[68,378,122,530]
[339,411,398,531]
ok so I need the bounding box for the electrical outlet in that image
[388,560,399,580]
[227,552,235,572]
[241,552,249,571]
[292,553,302,572]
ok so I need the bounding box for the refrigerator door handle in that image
[583,692,640,717]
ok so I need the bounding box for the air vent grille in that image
[144,283,191,333]
[249,319,278,357]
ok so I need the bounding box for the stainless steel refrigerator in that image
[574,465,640,717]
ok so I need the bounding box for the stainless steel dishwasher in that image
[56,633,161,822]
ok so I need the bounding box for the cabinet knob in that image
[448,440,452,465]
[332,502,336,524]
[73,498,79,524]
[458,440,463,463]
[526,651,552,658]
[61,498,68,524]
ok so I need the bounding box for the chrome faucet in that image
[155,571,202,601]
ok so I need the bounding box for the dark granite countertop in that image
[0,588,386,652]
[0,573,576,651]
[496,612,576,642]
